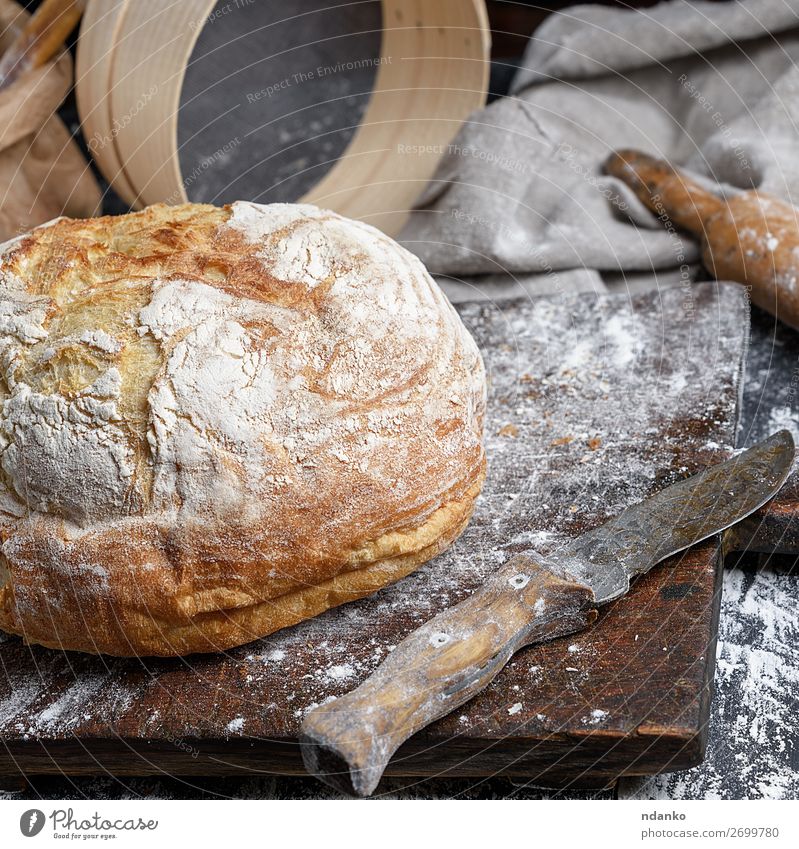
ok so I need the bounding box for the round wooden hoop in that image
[76,0,490,234]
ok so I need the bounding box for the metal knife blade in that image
[301,431,795,796]
[556,429,796,603]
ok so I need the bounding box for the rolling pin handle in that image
[604,148,724,234]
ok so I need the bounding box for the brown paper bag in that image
[0,0,100,242]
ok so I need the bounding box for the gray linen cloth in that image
[399,0,799,302]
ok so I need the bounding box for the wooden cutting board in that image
[0,282,750,788]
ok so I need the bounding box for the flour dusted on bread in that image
[0,202,485,655]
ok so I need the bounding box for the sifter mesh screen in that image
[178,0,382,205]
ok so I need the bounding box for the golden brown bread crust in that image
[0,202,486,656]
[2,479,482,656]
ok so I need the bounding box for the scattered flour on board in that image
[602,313,639,368]
[582,709,609,725]
[325,663,356,681]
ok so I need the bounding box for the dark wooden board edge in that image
[725,456,799,554]
[0,727,703,785]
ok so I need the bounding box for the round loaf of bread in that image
[0,202,485,656]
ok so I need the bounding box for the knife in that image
[300,429,795,796]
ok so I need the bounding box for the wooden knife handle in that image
[604,148,723,235]
[300,554,597,797]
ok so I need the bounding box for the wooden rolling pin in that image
[0,0,85,91]
[605,149,799,330]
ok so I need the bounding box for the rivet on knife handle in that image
[300,553,597,797]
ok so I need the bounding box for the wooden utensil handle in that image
[300,553,597,797]
[604,148,724,234]
[0,0,86,91]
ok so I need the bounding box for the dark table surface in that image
[617,306,799,801]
